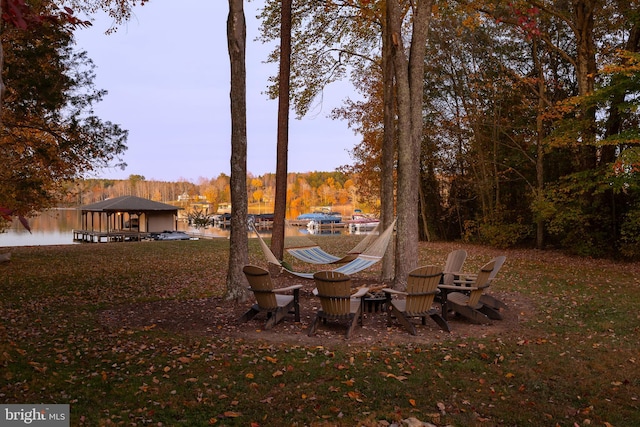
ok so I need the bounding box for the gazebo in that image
[74,196,181,243]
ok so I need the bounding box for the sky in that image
[73,0,361,183]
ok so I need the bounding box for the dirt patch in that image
[99,278,536,347]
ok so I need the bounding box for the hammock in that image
[254,220,396,279]
[284,222,380,264]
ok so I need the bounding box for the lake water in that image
[0,209,82,247]
[0,209,351,247]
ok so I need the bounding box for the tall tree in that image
[260,0,398,279]
[388,0,433,288]
[225,0,249,301]
[380,3,396,281]
[270,0,292,262]
[0,0,91,124]
[0,3,4,126]
[0,5,126,218]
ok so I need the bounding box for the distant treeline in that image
[63,171,374,215]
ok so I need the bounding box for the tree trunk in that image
[271,0,292,263]
[225,0,249,301]
[573,0,598,171]
[388,0,432,289]
[0,9,4,127]
[380,5,396,282]
[533,38,546,250]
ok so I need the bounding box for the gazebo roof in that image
[80,196,179,213]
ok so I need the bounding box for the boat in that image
[346,213,380,233]
[348,220,380,233]
[155,230,191,240]
[296,211,342,224]
[305,224,342,235]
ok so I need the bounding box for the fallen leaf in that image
[347,391,363,402]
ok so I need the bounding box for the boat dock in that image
[72,229,150,243]
[305,222,348,232]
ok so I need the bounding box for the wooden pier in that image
[72,229,150,243]
[305,222,348,232]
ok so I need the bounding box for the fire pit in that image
[363,291,387,313]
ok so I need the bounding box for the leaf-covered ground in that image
[98,284,532,347]
[1,237,639,426]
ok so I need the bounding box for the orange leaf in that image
[409,399,416,406]
[347,391,363,402]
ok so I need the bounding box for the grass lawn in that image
[1,237,639,426]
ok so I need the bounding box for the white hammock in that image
[284,223,380,264]
[254,220,396,279]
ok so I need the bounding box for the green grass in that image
[1,238,639,426]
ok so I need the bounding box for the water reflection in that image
[0,209,356,247]
[0,209,81,247]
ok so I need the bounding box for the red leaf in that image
[18,216,31,232]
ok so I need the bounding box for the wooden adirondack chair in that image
[438,260,501,324]
[239,265,302,330]
[441,249,467,286]
[452,255,508,311]
[383,265,450,335]
[308,271,369,339]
